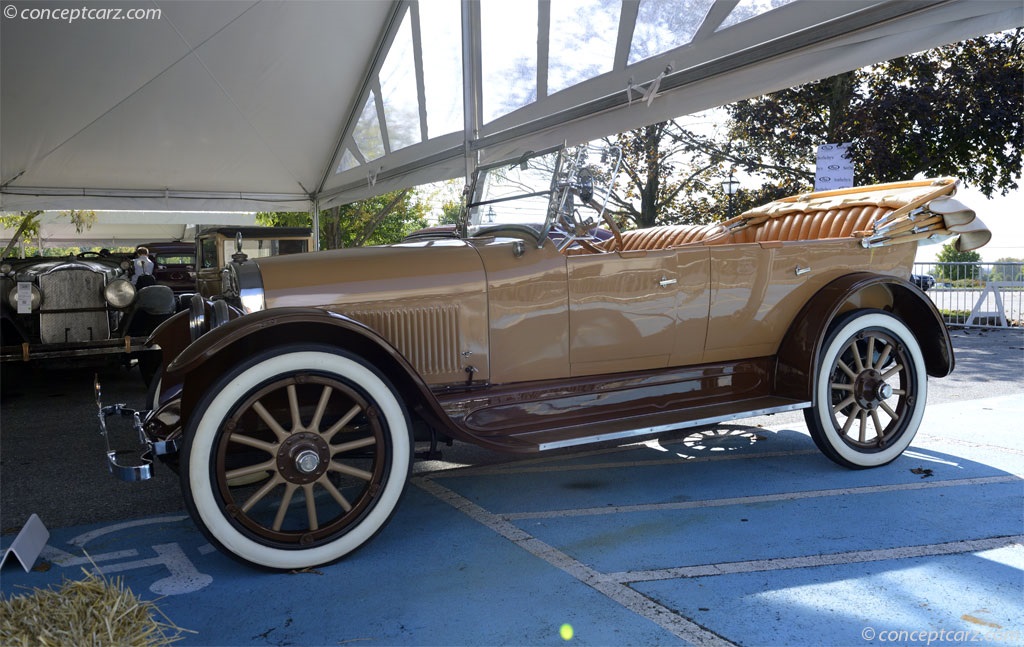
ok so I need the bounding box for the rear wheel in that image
[804,310,927,469]
[180,346,411,569]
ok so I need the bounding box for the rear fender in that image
[775,272,953,401]
[164,307,451,433]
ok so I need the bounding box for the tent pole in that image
[311,198,321,252]
[461,0,481,188]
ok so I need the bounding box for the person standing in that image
[133,246,156,287]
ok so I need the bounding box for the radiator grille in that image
[38,270,109,344]
[343,305,460,377]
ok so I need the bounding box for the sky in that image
[915,186,1024,263]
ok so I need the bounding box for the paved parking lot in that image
[2,329,1022,645]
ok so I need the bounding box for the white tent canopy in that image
[0,211,257,249]
[2,0,1021,214]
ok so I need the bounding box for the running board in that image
[478,397,810,452]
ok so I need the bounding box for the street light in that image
[721,171,740,219]
[486,206,496,223]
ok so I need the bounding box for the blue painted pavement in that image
[2,395,1022,646]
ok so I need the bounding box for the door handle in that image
[659,277,677,288]
[795,265,811,276]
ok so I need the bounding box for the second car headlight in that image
[7,284,41,311]
[104,278,136,309]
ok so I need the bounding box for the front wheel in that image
[180,346,412,569]
[804,310,927,469]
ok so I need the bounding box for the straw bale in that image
[0,568,188,647]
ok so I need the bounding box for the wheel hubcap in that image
[294,450,320,474]
[853,369,889,410]
[276,432,330,484]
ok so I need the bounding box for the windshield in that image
[467,144,621,249]
[467,149,560,228]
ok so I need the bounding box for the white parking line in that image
[414,477,737,646]
[501,475,1022,520]
[611,536,1024,583]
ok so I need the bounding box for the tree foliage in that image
[989,258,1024,282]
[935,241,982,281]
[726,30,1023,195]
[1,210,97,259]
[604,30,1022,234]
[604,122,725,229]
[257,189,430,250]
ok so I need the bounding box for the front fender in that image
[775,272,953,401]
[164,307,450,433]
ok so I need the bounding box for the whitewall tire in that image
[180,346,411,569]
[804,310,927,469]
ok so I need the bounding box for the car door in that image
[567,246,709,376]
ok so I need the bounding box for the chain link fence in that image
[912,262,1023,328]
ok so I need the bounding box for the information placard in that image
[815,143,854,190]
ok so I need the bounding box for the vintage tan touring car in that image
[97,145,989,570]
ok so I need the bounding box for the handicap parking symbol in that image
[39,515,213,596]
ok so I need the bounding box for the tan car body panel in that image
[703,240,916,362]
[142,179,957,455]
[259,240,489,386]
[470,236,571,384]
[249,233,905,387]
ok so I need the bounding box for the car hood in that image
[253,238,487,311]
[8,257,122,280]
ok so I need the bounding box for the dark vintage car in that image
[1,250,177,365]
[141,241,197,296]
[97,145,989,570]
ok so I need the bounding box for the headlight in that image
[0,263,11,275]
[234,262,265,314]
[104,278,136,308]
[7,283,41,311]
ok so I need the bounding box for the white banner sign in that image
[815,143,854,191]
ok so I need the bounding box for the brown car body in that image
[101,146,985,570]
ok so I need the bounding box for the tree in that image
[0,211,43,259]
[257,189,429,250]
[604,121,725,229]
[935,241,981,281]
[1,209,97,259]
[723,29,1023,196]
[437,200,463,226]
[989,257,1024,283]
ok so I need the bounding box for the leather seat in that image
[564,204,894,255]
[712,204,893,245]
[605,223,725,252]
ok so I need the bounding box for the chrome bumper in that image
[95,377,178,482]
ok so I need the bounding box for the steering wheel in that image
[568,191,623,252]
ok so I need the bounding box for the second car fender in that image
[775,272,954,401]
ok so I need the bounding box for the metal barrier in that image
[912,262,1023,328]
